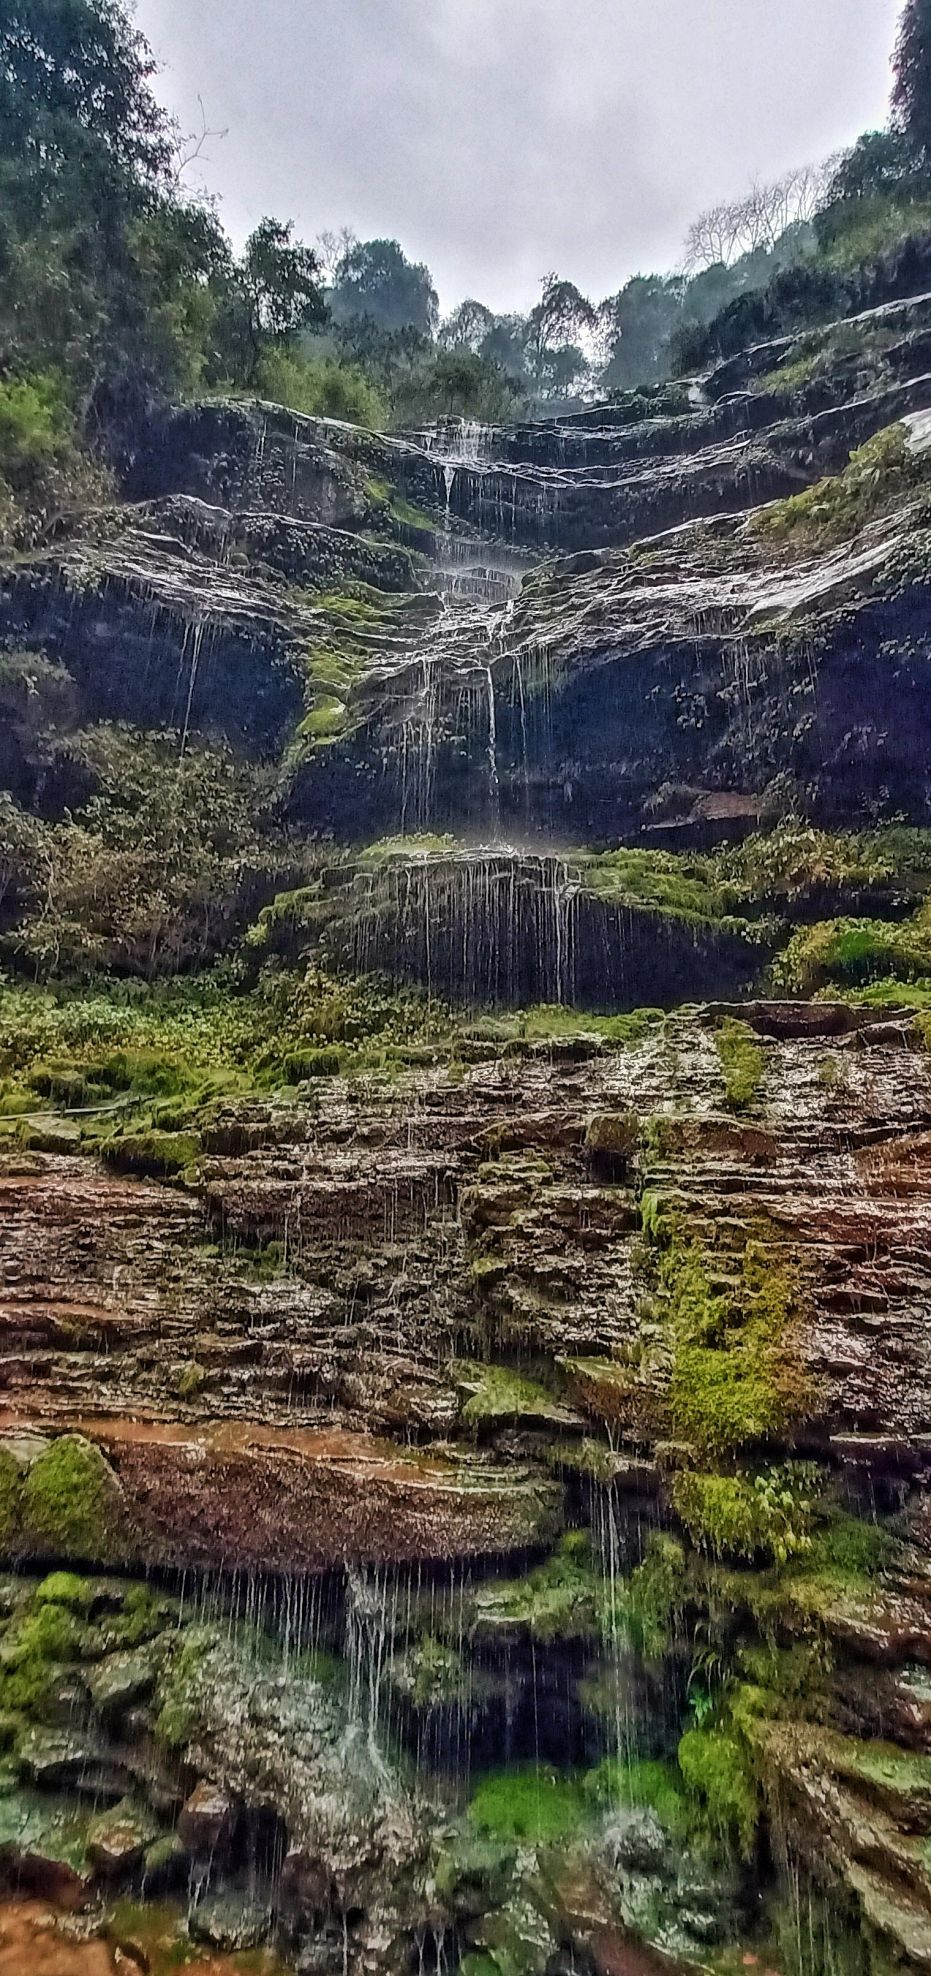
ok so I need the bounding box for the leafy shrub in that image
[0,370,76,489]
[253,347,388,428]
[775,913,931,993]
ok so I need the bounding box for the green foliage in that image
[677,1724,759,1859]
[618,1533,688,1658]
[893,0,931,155]
[582,1756,689,1836]
[719,822,931,911]
[21,1434,125,1563]
[472,1533,600,1643]
[253,346,387,427]
[0,371,75,488]
[670,1465,821,1564]
[3,727,282,978]
[331,238,439,337]
[469,1765,587,1845]
[751,424,921,549]
[775,911,931,994]
[660,1235,815,1459]
[714,1019,764,1112]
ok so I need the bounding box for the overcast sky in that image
[135,0,903,317]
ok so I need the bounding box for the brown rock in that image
[178,1780,237,1858]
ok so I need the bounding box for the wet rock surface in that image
[6,294,931,1975]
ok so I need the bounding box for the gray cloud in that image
[136,0,902,313]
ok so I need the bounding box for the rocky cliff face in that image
[4,294,931,1976]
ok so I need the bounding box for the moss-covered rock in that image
[20,1435,130,1566]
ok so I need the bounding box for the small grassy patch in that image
[714,1019,764,1112]
[750,423,923,549]
[469,1764,587,1845]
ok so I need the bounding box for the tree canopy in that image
[330,238,439,337]
[893,0,931,155]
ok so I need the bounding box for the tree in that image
[893,0,931,155]
[684,164,834,271]
[822,130,917,207]
[0,0,172,230]
[0,0,176,390]
[479,313,531,384]
[438,299,496,352]
[330,239,439,337]
[314,225,358,283]
[526,275,596,387]
[598,275,684,390]
[218,219,326,385]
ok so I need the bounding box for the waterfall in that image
[485,666,499,830]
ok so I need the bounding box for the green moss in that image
[389,1635,465,1709]
[755,350,824,397]
[465,1004,664,1050]
[300,693,347,742]
[677,1723,760,1859]
[783,1510,896,1618]
[806,1511,894,1581]
[113,1583,178,1648]
[670,1465,821,1565]
[750,423,922,549]
[640,1188,673,1245]
[660,1235,815,1459]
[469,1765,587,1845]
[714,1019,764,1112]
[577,846,725,921]
[457,1363,564,1430]
[582,1756,689,1837]
[542,1439,621,1484]
[616,1533,688,1659]
[471,1532,600,1643]
[99,1130,200,1179]
[34,1571,94,1611]
[152,1625,217,1752]
[173,1360,204,1400]
[0,1598,80,1711]
[22,1435,126,1564]
[0,1451,22,1554]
